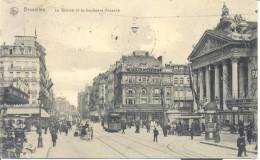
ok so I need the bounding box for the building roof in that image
[188,5,257,61]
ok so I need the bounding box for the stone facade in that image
[188,4,257,125]
[84,51,193,123]
[0,35,55,112]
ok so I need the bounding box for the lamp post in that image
[37,97,43,148]
[215,96,220,143]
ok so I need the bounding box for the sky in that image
[0,0,257,106]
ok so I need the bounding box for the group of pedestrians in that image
[236,120,256,157]
[75,120,94,140]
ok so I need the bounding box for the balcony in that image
[8,66,22,70]
[23,66,37,71]
[174,97,193,101]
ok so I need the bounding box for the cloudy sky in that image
[0,0,257,106]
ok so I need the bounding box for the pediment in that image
[189,31,231,60]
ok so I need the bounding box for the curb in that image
[46,145,52,158]
[200,141,258,154]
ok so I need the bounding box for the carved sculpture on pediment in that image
[221,2,230,18]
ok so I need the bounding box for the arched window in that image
[141,88,147,95]
[128,89,135,95]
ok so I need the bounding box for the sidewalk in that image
[197,132,257,154]
[25,129,52,158]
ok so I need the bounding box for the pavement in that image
[197,131,257,154]
[22,128,52,158]
[22,123,257,158]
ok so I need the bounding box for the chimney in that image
[157,56,162,64]
[133,51,136,56]
[3,42,5,46]
[145,51,149,56]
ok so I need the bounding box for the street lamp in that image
[215,96,220,143]
[37,98,43,148]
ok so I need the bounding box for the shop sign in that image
[126,67,162,73]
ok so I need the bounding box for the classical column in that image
[122,88,125,104]
[193,71,198,111]
[214,64,220,106]
[222,61,228,110]
[232,58,239,98]
[199,69,204,103]
[247,57,252,98]
[205,65,211,102]
[239,61,246,98]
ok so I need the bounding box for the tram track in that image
[95,135,128,158]
[116,130,204,158]
[116,133,179,157]
[95,131,149,158]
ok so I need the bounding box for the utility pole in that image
[37,92,43,148]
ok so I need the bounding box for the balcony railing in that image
[23,66,37,71]
[8,66,22,70]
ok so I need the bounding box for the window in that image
[166,98,171,104]
[166,88,171,96]
[140,98,148,104]
[32,72,36,78]
[9,72,13,77]
[16,72,20,77]
[128,76,133,83]
[25,72,29,77]
[174,78,178,84]
[180,78,184,84]
[9,49,12,55]
[128,89,135,96]
[165,76,171,83]
[187,78,190,85]
[154,88,160,94]
[10,63,13,68]
[0,72,3,78]
[153,98,160,104]
[126,99,135,105]
[142,76,146,82]
[141,88,147,95]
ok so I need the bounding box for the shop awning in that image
[5,107,50,118]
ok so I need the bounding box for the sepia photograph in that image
[0,0,258,159]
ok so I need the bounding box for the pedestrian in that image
[146,123,150,133]
[237,134,246,157]
[135,121,140,133]
[121,121,126,134]
[153,127,159,142]
[90,126,93,140]
[51,129,58,147]
[44,126,48,134]
[64,125,68,136]
[246,127,253,144]
[190,128,194,140]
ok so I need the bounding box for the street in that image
[40,123,256,158]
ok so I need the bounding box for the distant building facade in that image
[85,51,193,123]
[77,86,91,119]
[188,4,257,126]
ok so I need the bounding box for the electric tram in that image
[102,112,121,132]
